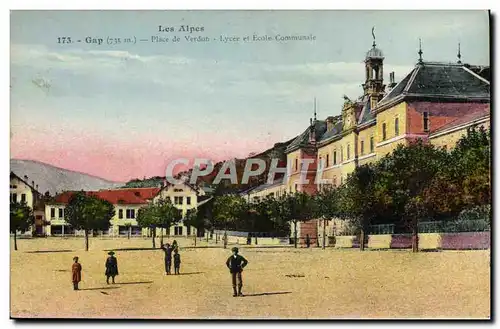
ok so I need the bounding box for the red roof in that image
[430,104,490,134]
[52,188,159,205]
[110,187,160,200]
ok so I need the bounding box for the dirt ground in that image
[10,237,490,319]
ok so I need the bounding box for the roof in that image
[10,171,41,195]
[111,187,160,200]
[285,120,327,153]
[366,45,384,59]
[430,104,490,135]
[247,177,285,194]
[52,189,150,205]
[378,62,490,109]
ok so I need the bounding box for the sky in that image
[10,10,490,182]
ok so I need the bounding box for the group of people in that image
[160,240,181,275]
[71,251,119,290]
[71,241,249,297]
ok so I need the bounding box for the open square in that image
[10,238,490,319]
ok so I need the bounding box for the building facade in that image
[10,172,46,235]
[243,35,490,246]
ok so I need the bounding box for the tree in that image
[375,140,448,252]
[184,208,202,246]
[156,197,182,245]
[124,222,132,239]
[337,165,379,251]
[213,195,247,248]
[137,197,181,248]
[269,192,315,248]
[65,192,115,251]
[10,201,34,251]
[137,203,158,248]
[313,186,339,249]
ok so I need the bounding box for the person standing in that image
[72,256,82,291]
[225,247,248,297]
[172,240,179,252]
[105,251,119,284]
[173,249,181,275]
[305,234,311,248]
[161,243,173,275]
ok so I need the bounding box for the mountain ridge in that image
[10,159,124,196]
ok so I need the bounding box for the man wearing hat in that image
[72,256,82,291]
[225,247,248,297]
[105,251,119,284]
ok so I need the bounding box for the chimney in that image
[36,184,39,191]
[24,175,28,182]
[326,116,335,131]
[389,71,397,89]
[32,180,35,187]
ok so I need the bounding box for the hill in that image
[10,159,124,196]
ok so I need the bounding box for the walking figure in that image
[174,249,181,275]
[105,251,119,284]
[72,256,82,291]
[161,243,173,275]
[226,247,248,297]
[305,234,311,248]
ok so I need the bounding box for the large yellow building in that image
[244,35,490,245]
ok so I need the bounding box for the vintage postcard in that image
[9,10,490,319]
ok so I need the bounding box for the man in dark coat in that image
[161,243,173,275]
[105,251,119,284]
[173,249,181,275]
[225,247,248,297]
[72,256,82,290]
[305,234,311,248]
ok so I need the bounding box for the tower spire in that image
[457,42,462,64]
[418,38,423,64]
[313,97,317,122]
[371,26,376,47]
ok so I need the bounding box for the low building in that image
[10,172,46,235]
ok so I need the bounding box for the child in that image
[173,249,181,275]
[72,256,82,290]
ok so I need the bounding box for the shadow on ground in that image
[116,281,153,285]
[79,286,120,291]
[244,292,292,297]
[175,272,204,276]
[26,250,74,253]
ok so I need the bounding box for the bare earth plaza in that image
[10,238,490,319]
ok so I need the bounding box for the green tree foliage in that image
[65,192,115,251]
[267,192,315,248]
[10,201,34,251]
[136,197,181,248]
[313,186,340,249]
[336,164,379,251]
[213,195,247,248]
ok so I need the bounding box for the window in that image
[186,196,191,205]
[423,112,430,132]
[340,147,344,162]
[126,209,136,219]
[58,208,63,218]
[333,151,337,165]
[21,193,26,203]
[382,123,387,141]
[11,193,17,203]
[295,158,298,171]
[370,136,375,153]
[174,188,183,192]
[174,196,183,205]
[118,209,123,219]
[50,208,55,218]
[347,144,351,160]
[10,184,17,189]
[394,117,399,136]
[174,226,183,236]
[333,177,337,186]
[319,157,323,169]
[360,141,365,155]
[326,154,329,167]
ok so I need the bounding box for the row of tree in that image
[198,127,490,252]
